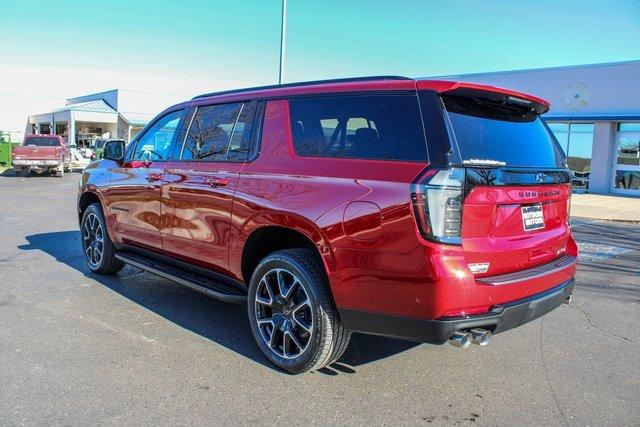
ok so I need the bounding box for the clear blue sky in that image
[1,0,639,87]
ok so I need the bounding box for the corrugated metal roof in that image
[54,99,116,113]
[119,111,154,127]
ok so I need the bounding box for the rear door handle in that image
[206,177,229,187]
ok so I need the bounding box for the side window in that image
[289,95,427,161]
[181,103,247,161]
[132,109,184,160]
[227,101,258,161]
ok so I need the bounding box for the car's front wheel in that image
[247,249,351,374]
[81,203,124,274]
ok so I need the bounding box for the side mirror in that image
[104,139,125,163]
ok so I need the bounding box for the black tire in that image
[80,203,124,274]
[247,249,351,374]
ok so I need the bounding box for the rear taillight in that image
[411,167,465,245]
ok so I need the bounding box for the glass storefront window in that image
[547,122,594,191]
[547,123,569,133]
[616,136,640,166]
[613,123,640,194]
[618,123,640,132]
[567,128,594,173]
[614,170,640,190]
[547,122,569,154]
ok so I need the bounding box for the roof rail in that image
[192,75,413,100]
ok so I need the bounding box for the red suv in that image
[78,76,576,373]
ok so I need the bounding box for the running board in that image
[115,252,247,304]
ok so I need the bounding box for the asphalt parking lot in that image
[0,171,638,425]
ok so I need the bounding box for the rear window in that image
[24,137,60,147]
[289,94,427,162]
[442,95,564,168]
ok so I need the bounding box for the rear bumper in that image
[338,278,574,344]
[12,159,59,166]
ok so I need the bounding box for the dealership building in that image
[25,89,184,148]
[440,60,640,197]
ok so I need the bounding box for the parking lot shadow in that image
[19,230,420,374]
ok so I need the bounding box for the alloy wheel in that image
[82,212,104,268]
[254,268,314,359]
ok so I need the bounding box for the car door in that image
[105,108,186,252]
[161,100,258,275]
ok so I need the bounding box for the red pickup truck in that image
[12,134,72,177]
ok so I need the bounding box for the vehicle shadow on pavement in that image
[19,230,420,375]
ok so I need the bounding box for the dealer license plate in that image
[521,204,544,231]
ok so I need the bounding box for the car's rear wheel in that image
[248,249,351,374]
[81,203,124,274]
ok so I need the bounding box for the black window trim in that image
[247,101,266,162]
[287,91,430,163]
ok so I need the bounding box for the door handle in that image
[206,177,229,187]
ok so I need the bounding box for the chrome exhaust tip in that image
[469,328,492,346]
[449,331,472,348]
[563,295,572,305]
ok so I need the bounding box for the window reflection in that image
[547,122,594,191]
[614,171,640,190]
[617,136,640,166]
[182,103,242,161]
[132,110,183,160]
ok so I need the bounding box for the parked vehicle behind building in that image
[12,134,71,177]
[78,77,577,373]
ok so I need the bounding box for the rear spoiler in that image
[417,80,550,114]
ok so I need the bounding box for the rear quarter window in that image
[289,94,428,162]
